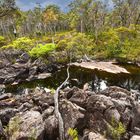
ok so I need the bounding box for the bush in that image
[107,117,126,140]
[29,43,56,58]
[2,37,34,51]
[94,26,140,61]
[56,39,68,51]
[68,128,79,140]
[0,36,6,47]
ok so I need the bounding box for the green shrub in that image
[2,37,34,51]
[29,43,56,58]
[107,117,126,140]
[56,39,68,51]
[0,36,6,47]
[94,26,140,61]
[68,128,79,140]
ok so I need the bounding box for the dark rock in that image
[0,108,18,125]
[66,87,88,107]
[59,99,86,139]
[100,86,132,98]
[131,104,140,131]
[29,66,38,76]
[0,120,6,140]
[8,111,45,140]
[87,95,114,113]
[104,108,121,123]
[18,102,33,112]
[44,115,59,140]
[17,53,29,63]
[0,93,12,101]
[70,78,79,86]
[42,106,54,120]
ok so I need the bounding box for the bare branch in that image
[54,65,70,140]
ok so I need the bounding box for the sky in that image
[16,0,73,11]
[16,0,114,11]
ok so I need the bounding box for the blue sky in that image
[16,0,113,11]
[16,0,73,11]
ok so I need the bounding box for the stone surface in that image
[44,115,58,140]
[59,99,86,139]
[71,61,129,74]
[0,120,6,139]
[8,111,45,140]
[0,93,12,101]
[0,85,139,140]
[130,135,140,140]
[0,108,18,125]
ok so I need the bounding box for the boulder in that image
[59,99,86,139]
[131,104,140,131]
[100,86,132,99]
[8,111,45,140]
[87,132,107,140]
[42,106,54,120]
[0,93,12,101]
[44,115,58,140]
[0,108,18,125]
[87,95,114,113]
[0,120,6,140]
[130,135,140,140]
[66,87,88,107]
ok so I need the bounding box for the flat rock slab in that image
[71,61,129,74]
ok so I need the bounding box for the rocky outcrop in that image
[0,49,59,85]
[0,120,6,140]
[8,111,45,140]
[0,86,140,140]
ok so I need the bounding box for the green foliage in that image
[29,43,56,58]
[56,32,93,60]
[68,128,79,140]
[107,117,126,140]
[2,37,34,51]
[94,26,140,61]
[0,36,6,47]
[56,40,67,51]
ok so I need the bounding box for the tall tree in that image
[0,0,16,18]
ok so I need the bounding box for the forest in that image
[0,0,140,140]
[0,0,140,62]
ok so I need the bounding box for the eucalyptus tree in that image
[112,0,140,27]
[68,0,107,37]
[0,0,16,18]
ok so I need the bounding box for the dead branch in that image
[54,65,70,140]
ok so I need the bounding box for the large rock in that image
[0,93,12,101]
[59,99,86,139]
[131,104,140,131]
[44,115,58,140]
[88,132,107,140]
[66,87,88,107]
[0,108,18,125]
[130,135,140,140]
[85,86,138,138]
[8,111,45,140]
[0,120,6,140]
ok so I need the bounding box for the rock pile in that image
[0,86,140,140]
